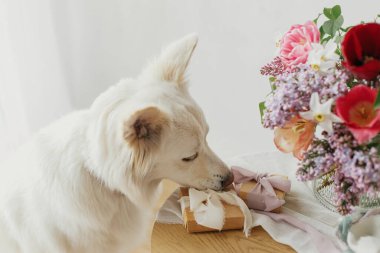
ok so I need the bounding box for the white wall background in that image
[1,0,379,160]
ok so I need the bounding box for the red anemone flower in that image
[335,85,380,144]
[341,23,380,81]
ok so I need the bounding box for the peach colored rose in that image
[274,116,316,160]
[280,21,320,67]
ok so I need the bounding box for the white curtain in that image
[0,0,72,160]
[0,0,378,161]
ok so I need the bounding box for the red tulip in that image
[335,85,380,144]
[341,23,380,80]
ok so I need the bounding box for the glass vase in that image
[312,171,380,214]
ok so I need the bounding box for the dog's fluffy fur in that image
[0,34,231,253]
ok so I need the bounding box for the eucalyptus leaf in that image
[319,26,325,39]
[336,15,344,27]
[323,8,333,19]
[332,5,341,19]
[334,35,343,44]
[323,20,334,35]
[323,15,344,36]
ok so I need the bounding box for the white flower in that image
[307,40,340,73]
[299,93,341,134]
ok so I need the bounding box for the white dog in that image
[0,34,233,253]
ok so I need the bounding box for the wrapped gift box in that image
[237,179,286,213]
[178,187,245,233]
[231,166,291,213]
[232,166,291,213]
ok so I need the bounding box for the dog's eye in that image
[182,153,198,162]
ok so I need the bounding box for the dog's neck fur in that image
[34,107,160,252]
[84,80,163,207]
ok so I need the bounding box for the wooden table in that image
[151,184,295,253]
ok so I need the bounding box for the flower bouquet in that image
[259,5,380,215]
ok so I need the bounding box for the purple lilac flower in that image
[296,138,335,181]
[260,57,287,77]
[328,125,380,214]
[334,169,359,215]
[340,149,380,191]
[263,65,349,129]
[294,123,380,215]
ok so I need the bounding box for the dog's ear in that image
[142,33,198,88]
[123,107,168,150]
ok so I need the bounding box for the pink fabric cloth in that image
[232,166,291,212]
[259,211,341,253]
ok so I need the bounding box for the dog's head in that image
[88,34,232,203]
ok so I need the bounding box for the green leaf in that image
[323,5,341,20]
[335,48,342,58]
[323,20,334,35]
[331,5,341,19]
[322,15,344,36]
[321,35,332,44]
[334,35,343,44]
[346,79,359,89]
[268,77,277,91]
[374,90,380,109]
[319,26,325,39]
[367,134,380,152]
[337,15,344,26]
[259,101,266,124]
[371,134,380,143]
[323,7,334,19]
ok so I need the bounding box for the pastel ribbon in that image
[231,166,291,212]
[179,188,253,237]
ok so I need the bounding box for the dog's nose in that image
[221,172,234,189]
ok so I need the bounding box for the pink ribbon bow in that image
[231,166,291,212]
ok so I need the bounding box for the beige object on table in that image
[179,187,245,233]
[151,181,295,253]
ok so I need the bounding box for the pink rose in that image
[280,21,320,67]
